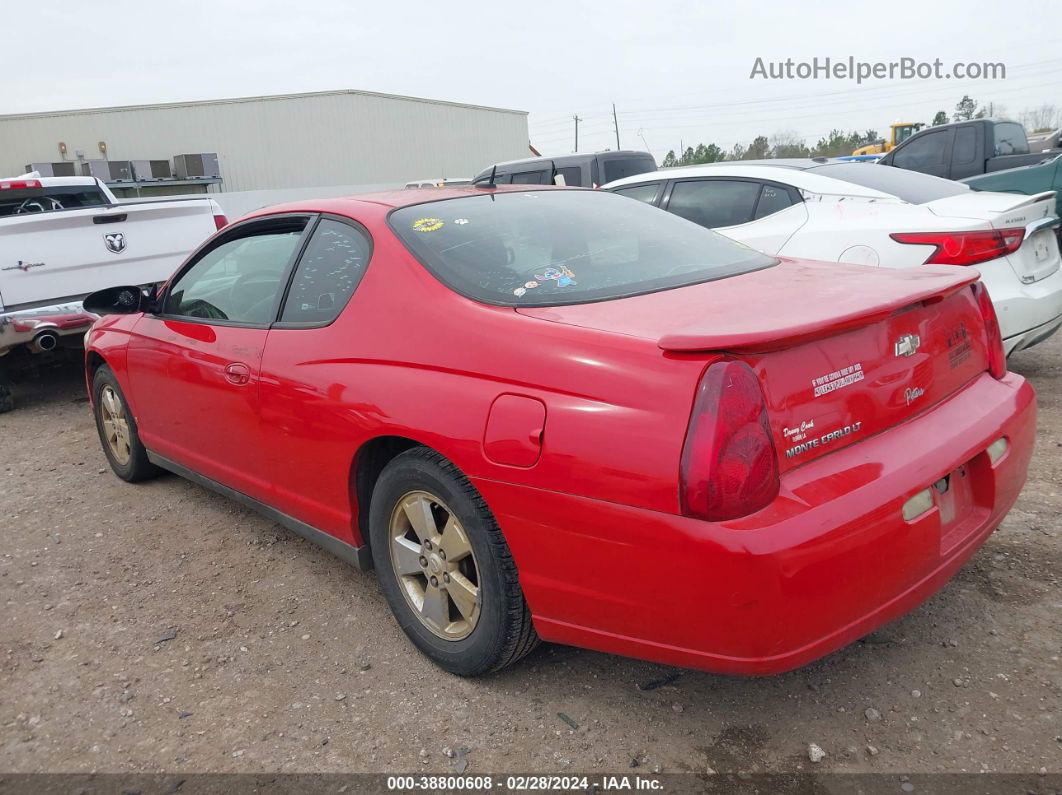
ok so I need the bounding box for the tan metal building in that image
[0,89,529,194]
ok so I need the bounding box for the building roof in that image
[0,88,527,121]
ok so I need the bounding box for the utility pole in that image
[573,114,582,152]
[612,103,620,150]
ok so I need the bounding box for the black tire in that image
[0,381,13,414]
[91,365,160,482]
[369,447,538,676]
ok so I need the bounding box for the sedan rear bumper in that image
[977,256,1062,354]
[474,371,1035,675]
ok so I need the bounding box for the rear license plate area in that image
[937,463,977,555]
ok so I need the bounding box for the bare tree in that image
[770,129,809,158]
[1020,104,1061,132]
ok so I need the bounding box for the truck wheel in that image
[369,447,538,676]
[91,366,159,482]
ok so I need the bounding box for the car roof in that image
[472,151,656,181]
[484,150,652,170]
[601,162,898,200]
[242,184,573,220]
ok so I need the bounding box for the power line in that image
[526,55,1062,122]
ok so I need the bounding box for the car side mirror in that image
[83,285,149,315]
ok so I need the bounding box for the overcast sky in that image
[4,0,1060,163]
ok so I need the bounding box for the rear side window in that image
[993,122,1029,156]
[953,127,977,164]
[0,186,109,217]
[753,184,796,219]
[389,189,775,307]
[892,131,949,171]
[612,183,662,204]
[511,170,549,185]
[602,156,657,184]
[555,166,583,187]
[280,219,372,324]
[667,180,761,228]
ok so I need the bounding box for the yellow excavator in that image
[853,122,924,156]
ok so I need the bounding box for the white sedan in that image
[604,161,1062,355]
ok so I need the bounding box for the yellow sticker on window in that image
[412,217,444,233]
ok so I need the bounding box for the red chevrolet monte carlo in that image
[83,185,1035,677]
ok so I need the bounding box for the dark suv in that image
[472,151,657,189]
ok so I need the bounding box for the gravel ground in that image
[0,339,1059,777]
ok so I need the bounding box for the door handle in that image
[224,362,251,385]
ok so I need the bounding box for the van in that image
[472,151,657,189]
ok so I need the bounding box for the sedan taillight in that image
[890,228,1025,266]
[680,360,779,522]
[972,281,1007,378]
[213,213,229,231]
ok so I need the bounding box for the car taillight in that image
[972,281,1006,378]
[680,360,779,522]
[890,228,1025,266]
[213,213,229,231]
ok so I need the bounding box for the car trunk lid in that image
[518,258,989,471]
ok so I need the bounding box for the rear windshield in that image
[602,155,657,184]
[0,186,109,217]
[389,189,775,306]
[806,163,969,204]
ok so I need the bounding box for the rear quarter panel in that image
[257,231,704,544]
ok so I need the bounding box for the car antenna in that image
[477,164,499,190]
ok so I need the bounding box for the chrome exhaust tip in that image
[30,330,60,353]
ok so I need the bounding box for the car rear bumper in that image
[1003,311,1062,355]
[473,371,1035,675]
[977,256,1062,354]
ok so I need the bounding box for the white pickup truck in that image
[0,175,226,411]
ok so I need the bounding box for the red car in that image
[83,185,1035,677]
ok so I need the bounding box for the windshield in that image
[389,189,776,306]
[806,163,969,204]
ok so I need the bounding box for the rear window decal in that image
[412,217,444,233]
[535,266,577,287]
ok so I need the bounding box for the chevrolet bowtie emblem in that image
[894,333,921,357]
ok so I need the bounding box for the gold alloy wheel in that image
[99,385,132,465]
[389,490,481,640]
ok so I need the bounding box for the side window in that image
[279,219,372,324]
[164,220,306,324]
[953,127,977,164]
[753,184,796,219]
[666,180,761,229]
[893,132,948,170]
[612,183,661,204]
[555,166,583,187]
[510,170,549,185]
[993,123,1029,156]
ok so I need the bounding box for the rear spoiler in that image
[658,268,979,354]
